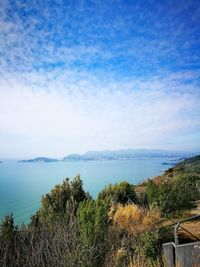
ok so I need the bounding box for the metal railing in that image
[174,214,200,245]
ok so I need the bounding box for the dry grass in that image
[112,204,161,236]
[128,253,164,267]
[178,220,200,241]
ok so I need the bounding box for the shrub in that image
[98,181,137,204]
[77,198,110,266]
[113,204,142,235]
[0,214,17,266]
[38,175,89,223]
[137,230,161,264]
[146,175,200,214]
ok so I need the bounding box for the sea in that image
[0,158,173,224]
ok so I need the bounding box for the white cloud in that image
[0,69,199,157]
[0,0,200,157]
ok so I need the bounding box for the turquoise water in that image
[0,159,169,224]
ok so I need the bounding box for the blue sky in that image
[0,0,200,158]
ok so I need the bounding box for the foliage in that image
[146,172,200,214]
[137,230,161,264]
[0,210,108,267]
[77,198,110,266]
[146,179,158,206]
[38,175,89,223]
[98,181,137,204]
[0,214,17,266]
[174,155,200,174]
[0,214,15,240]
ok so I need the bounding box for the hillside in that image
[135,155,200,245]
[136,155,200,189]
[162,153,200,177]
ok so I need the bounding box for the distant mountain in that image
[19,157,59,163]
[63,149,196,161]
[0,161,3,163]
[18,149,198,163]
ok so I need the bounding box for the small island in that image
[19,157,59,163]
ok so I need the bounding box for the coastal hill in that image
[135,154,200,218]
[136,154,200,194]
[19,149,197,163]
[63,148,194,161]
[154,154,200,184]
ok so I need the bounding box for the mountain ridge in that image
[63,148,196,161]
[18,149,198,162]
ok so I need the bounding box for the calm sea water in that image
[0,159,170,224]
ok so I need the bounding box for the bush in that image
[146,174,200,214]
[137,230,161,264]
[38,175,90,223]
[113,204,142,235]
[0,214,18,266]
[77,198,109,266]
[98,181,137,204]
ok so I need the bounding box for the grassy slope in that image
[135,155,200,242]
[136,155,200,191]
[160,155,200,182]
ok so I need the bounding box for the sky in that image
[0,0,200,158]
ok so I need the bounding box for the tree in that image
[146,179,158,206]
[146,176,198,214]
[39,175,89,223]
[77,198,109,266]
[0,214,17,266]
[137,230,161,264]
[98,181,137,204]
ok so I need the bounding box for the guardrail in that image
[163,214,200,266]
[174,214,200,245]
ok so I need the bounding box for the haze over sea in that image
[1,158,172,224]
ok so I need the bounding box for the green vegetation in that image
[0,156,199,266]
[137,230,160,264]
[77,199,109,266]
[98,181,137,204]
[146,155,200,214]
[38,175,89,223]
